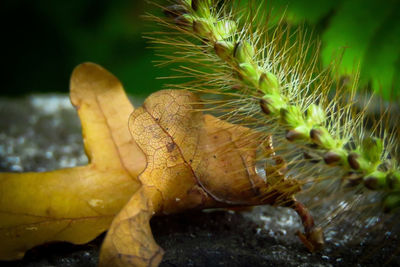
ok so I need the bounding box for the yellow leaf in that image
[0,63,146,260]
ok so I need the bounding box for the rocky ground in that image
[1,95,399,267]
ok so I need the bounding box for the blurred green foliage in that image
[2,0,399,101]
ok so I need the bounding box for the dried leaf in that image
[99,188,164,267]
[99,90,298,266]
[0,63,146,260]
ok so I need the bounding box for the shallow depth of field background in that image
[2,0,400,100]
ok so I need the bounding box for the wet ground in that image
[1,95,399,267]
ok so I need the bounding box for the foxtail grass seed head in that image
[152,0,400,217]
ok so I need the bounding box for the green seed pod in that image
[260,94,287,115]
[361,137,383,164]
[387,171,400,191]
[323,150,343,165]
[348,152,360,170]
[348,152,370,171]
[280,105,304,128]
[214,41,234,62]
[286,130,302,141]
[306,104,325,126]
[238,63,259,84]
[286,126,309,141]
[234,41,255,63]
[214,20,237,40]
[193,19,212,39]
[383,193,400,213]
[310,127,336,150]
[364,171,387,190]
[259,72,280,95]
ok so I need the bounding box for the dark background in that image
[1,0,400,100]
[1,0,170,97]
